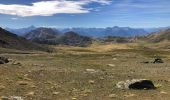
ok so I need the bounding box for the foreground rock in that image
[0,57,9,64]
[153,58,164,63]
[116,79,155,90]
[85,69,98,73]
[107,64,115,67]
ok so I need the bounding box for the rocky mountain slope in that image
[24,28,92,46]
[0,27,48,51]
[140,28,170,43]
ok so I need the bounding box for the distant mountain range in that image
[2,26,170,48]
[5,26,36,36]
[24,28,92,47]
[59,27,148,38]
[6,26,168,38]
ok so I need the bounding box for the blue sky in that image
[0,0,170,28]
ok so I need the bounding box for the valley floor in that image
[0,43,170,100]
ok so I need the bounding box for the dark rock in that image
[153,58,163,63]
[141,61,149,64]
[0,60,5,64]
[117,79,156,90]
[0,57,9,64]
[129,80,155,89]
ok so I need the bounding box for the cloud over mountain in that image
[0,0,111,17]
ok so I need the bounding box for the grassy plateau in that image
[0,43,170,100]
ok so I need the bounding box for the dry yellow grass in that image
[54,43,134,54]
[88,43,133,52]
[1,43,170,100]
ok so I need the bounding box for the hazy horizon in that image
[3,25,170,29]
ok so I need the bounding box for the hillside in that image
[102,36,133,43]
[0,27,49,51]
[24,27,60,40]
[58,31,92,47]
[141,28,170,43]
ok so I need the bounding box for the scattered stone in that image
[99,77,104,80]
[160,91,168,94]
[12,62,21,66]
[17,81,29,85]
[85,69,97,73]
[124,93,136,98]
[26,91,35,96]
[155,84,162,88]
[32,64,45,67]
[88,80,95,84]
[153,58,163,63]
[107,64,115,67]
[80,93,88,97]
[112,58,117,60]
[108,94,117,98]
[24,77,32,81]
[0,85,5,91]
[53,92,60,95]
[8,59,13,62]
[30,85,36,88]
[71,97,77,100]
[116,79,155,90]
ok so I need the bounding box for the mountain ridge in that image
[0,27,50,51]
[6,26,159,38]
[24,28,92,47]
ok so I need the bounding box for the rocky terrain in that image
[0,43,170,100]
[0,27,170,100]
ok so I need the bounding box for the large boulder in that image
[116,79,155,90]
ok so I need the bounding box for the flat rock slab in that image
[116,79,156,90]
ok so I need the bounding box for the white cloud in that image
[0,0,111,17]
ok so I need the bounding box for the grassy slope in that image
[0,43,170,100]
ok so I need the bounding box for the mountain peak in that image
[28,25,36,29]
